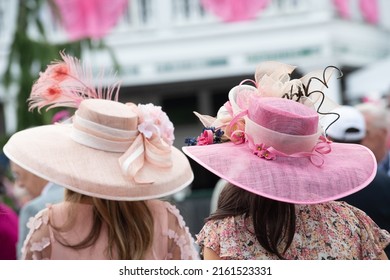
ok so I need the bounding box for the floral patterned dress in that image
[21,200,199,260]
[197,201,390,259]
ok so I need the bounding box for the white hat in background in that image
[321,105,366,142]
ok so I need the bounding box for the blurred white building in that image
[1,0,390,139]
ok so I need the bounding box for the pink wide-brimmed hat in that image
[183,62,376,204]
[3,52,193,201]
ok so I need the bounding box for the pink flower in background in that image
[201,0,270,22]
[137,104,175,145]
[53,0,128,40]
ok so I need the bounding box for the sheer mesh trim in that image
[21,206,52,260]
[163,202,199,260]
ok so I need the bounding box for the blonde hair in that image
[53,189,154,259]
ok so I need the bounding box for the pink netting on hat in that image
[245,118,320,154]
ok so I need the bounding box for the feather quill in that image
[28,51,120,112]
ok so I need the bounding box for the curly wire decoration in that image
[282,65,343,135]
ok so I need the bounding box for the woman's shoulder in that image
[146,200,185,224]
[304,200,372,218]
[198,215,246,239]
[146,199,200,260]
[146,199,190,234]
[146,199,180,215]
[298,201,390,251]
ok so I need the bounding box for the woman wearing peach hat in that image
[3,52,198,260]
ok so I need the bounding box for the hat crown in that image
[245,97,321,155]
[248,96,318,136]
[77,99,138,131]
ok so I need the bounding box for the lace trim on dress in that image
[30,238,50,260]
[163,201,199,260]
[21,205,52,260]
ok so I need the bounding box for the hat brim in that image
[182,141,376,204]
[4,124,194,201]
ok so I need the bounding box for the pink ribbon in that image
[71,112,172,184]
[118,134,172,184]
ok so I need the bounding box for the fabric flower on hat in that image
[137,103,175,146]
[191,86,255,144]
[185,127,224,146]
[196,129,214,145]
[225,118,245,143]
[253,143,276,160]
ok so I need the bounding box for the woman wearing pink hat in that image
[3,52,198,260]
[183,61,390,260]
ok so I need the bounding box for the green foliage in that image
[1,0,121,134]
[1,0,88,131]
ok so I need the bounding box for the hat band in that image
[245,117,321,155]
[71,114,139,153]
[247,135,332,167]
[70,113,173,184]
[118,133,173,184]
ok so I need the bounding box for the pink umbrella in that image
[332,0,350,19]
[359,0,378,24]
[53,0,128,41]
[201,0,270,22]
[333,0,379,24]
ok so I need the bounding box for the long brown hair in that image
[52,189,154,259]
[208,183,296,259]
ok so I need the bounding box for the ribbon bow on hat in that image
[118,103,174,184]
[70,100,174,184]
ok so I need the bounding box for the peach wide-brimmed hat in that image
[183,62,376,204]
[3,52,193,201]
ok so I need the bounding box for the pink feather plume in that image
[28,51,121,112]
